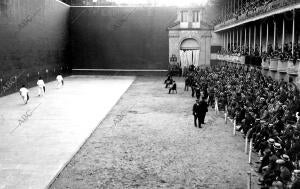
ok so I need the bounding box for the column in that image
[249,26,251,54]
[273,20,276,51]
[245,27,247,48]
[231,0,233,15]
[282,18,285,52]
[234,0,236,14]
[232,30,234,50]
[266,22,269,52]
[260,23,262,54]
[254,25,257,53]
[221,6,223,19]
[230,29,232,50]
[227,0,230,19]
[240,28,242,49]
[222,33,226,49]
[225,4,227,19]
[236,28,239,49]
[227,32,229,50]
[224,3,226,20]
[292,10,295,56]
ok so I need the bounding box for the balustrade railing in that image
[262,58,270,69]
[217,54,300,76]
[277,59,288,73]
[216,54,246,64]
[287,60,300,75]
[269,58,279,71]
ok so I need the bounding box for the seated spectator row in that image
[219,42,300,60]
[186,64,300,188]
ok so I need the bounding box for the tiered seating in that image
[217,42,300,74]
[186,64,300,188]
[214,0,297,29]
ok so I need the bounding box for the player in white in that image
[37,77,46,96]
[19,85,29,104]
[56,74,64,88]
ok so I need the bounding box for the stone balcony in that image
[216,54,245,64]
[262,58,270,69]
[277,59,288,73]
[269,58,279,71]
[287,60,300,75]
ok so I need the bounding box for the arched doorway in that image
[179,38,200,69]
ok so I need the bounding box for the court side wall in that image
[69,7,177,70]
[0,0,69,81]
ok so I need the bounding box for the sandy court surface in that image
[50,77,259,189]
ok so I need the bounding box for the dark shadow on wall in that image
[0,0,70,93]
[69,7,177,70]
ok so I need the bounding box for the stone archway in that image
[178,35,201,51]
[180,38,200,50]
[179,38,201,69]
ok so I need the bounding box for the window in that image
[181,11,188,22]
[193,11,200,22]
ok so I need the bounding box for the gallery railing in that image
[215,0,298,31]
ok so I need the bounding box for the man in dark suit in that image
[191,80,197,97]
[195,86,201,100]
[169,81,177,94]
[193,99,201,128]
[199,96,208,124]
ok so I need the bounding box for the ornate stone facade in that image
[168,7,215,67]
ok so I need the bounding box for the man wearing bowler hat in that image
[291,170,300,189]
[193,99,201,128]
[199,96,208,125]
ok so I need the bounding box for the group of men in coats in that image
[193,96,208,128]
[165,73,208,128]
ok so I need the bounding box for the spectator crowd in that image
[218,42,300,64]
[214,0,295,26]
[184,64,300,188]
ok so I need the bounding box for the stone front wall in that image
[169,30,213,66]
[70,7,177,70]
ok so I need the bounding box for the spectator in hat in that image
[276,159,291,184]
[291,170,300,189]
[281,154,295,172]
[184,76,191,91]
[199,96,208,125]
[169,81,177,94]
[185,63,300,186]
[238,111,255,135]
[193,99,201,128]
[271,180,284,189]
[165,75,173,88]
